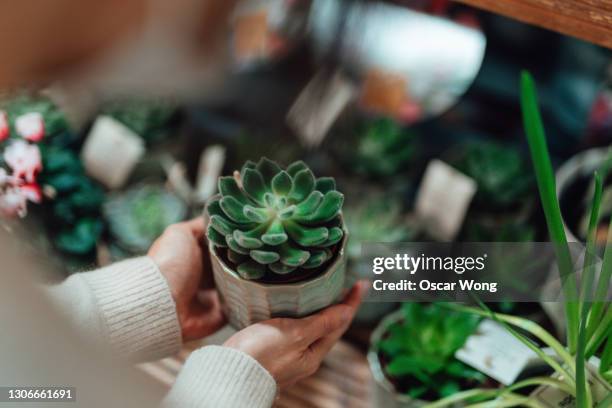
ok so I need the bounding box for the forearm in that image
[46,256,182,361]
[163,345,277,408]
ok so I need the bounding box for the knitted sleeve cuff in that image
[164,345,277,408]
[80,256,182,361]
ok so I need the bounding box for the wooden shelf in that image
[454,0,612,49]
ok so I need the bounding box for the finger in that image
[301,281,367,343]
[183,290,227,342]
[181,217,206,239]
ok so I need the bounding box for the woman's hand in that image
[148,218,226,342]
[223,281,367,388]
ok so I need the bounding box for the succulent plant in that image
[104,185,188,254]
[206,158,345,280]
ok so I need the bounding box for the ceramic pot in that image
[368,310,427,408]
[208,228,348,330]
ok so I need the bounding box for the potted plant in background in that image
[368,303,492,407]
[425,71,611,407]
[103,184,188,259]
[205,157,347,329]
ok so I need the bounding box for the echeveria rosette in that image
[206,158,345,280]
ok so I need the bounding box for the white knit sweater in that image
[49,256,277,408]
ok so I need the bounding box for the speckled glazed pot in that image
[208,232,348,330]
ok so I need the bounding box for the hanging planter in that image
[205,157,347,329]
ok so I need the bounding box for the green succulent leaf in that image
[295,191,324,216]
[290,169,315,202]
[257,157,282,187]
[242,168,267,204]
[294,191,344,224]
[285,221,329,246]
[315,177,336,193]
[226,234,249,254]
[218,176,250,204]
[279,244,310,267]
[319,226,344,247]
[278,205,297,220]
[243,205,269,223]
[207,226,228,247]
[302,249,332,269]
[287,160,308,177]
[210,214,238,236]
[271,170,293,196]
[269,262,296,275]
[261,219,288,245]
[237,261,266,279]
[220,196,252,224]
[233,228,264,249]
[207,198,224,217]
[250,250,280,264]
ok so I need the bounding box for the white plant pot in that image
[208,233,348,330]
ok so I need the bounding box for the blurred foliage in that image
[344,193,413,260]
[453,141,534,208]
[102,98,177,144]
[377,303,485,400]
[104,185,187,254]
[345,119,416,178]
[1,94,70,137]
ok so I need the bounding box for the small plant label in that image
[81,116,145,189]
[415,159,476,241]
[455,319,536,386]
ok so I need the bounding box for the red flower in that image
[0,111,9,141]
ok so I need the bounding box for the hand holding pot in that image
[223,281,367,388]
[149,218,226,342]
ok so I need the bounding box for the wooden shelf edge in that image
[454,0,612,49]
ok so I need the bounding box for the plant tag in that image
[81,116,145,189]
[415,159,476,241]
[455,319,536,386]
[287,69,356,147]
[195,145,226,204]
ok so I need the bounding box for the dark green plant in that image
[351,118,416,177]
[454,141,533,208]
[206,157,344,280]
[102,98,176,144]
[377,303,484,400]
[104,185,188,254]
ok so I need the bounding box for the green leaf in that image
[220,196,252,223]
[207,226,227,247]
[233,229,264,249]
[315,177,336,193]
[271,170,292,196]
[226,234,249,254]
[250,250,280,264]
[55,218,102,255]
[237,261,266,280]
[261,219,288,245]
[256,157,282,187]
[218,176,250,204]
[294,191,343,224]
[302,249,331,269]
[289,169,315,202]
[243,205,269,223]
[295,191,323,216]
[278,205,296,220]
[521,70,578,351]
[318,226,343,247]
[287,160,308,177]
[278,244,310,267]
[269,262,296,275]
[206,197,224,217]
[242,168,267,204]
[210,215,238,236]
[284,221,328,246]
